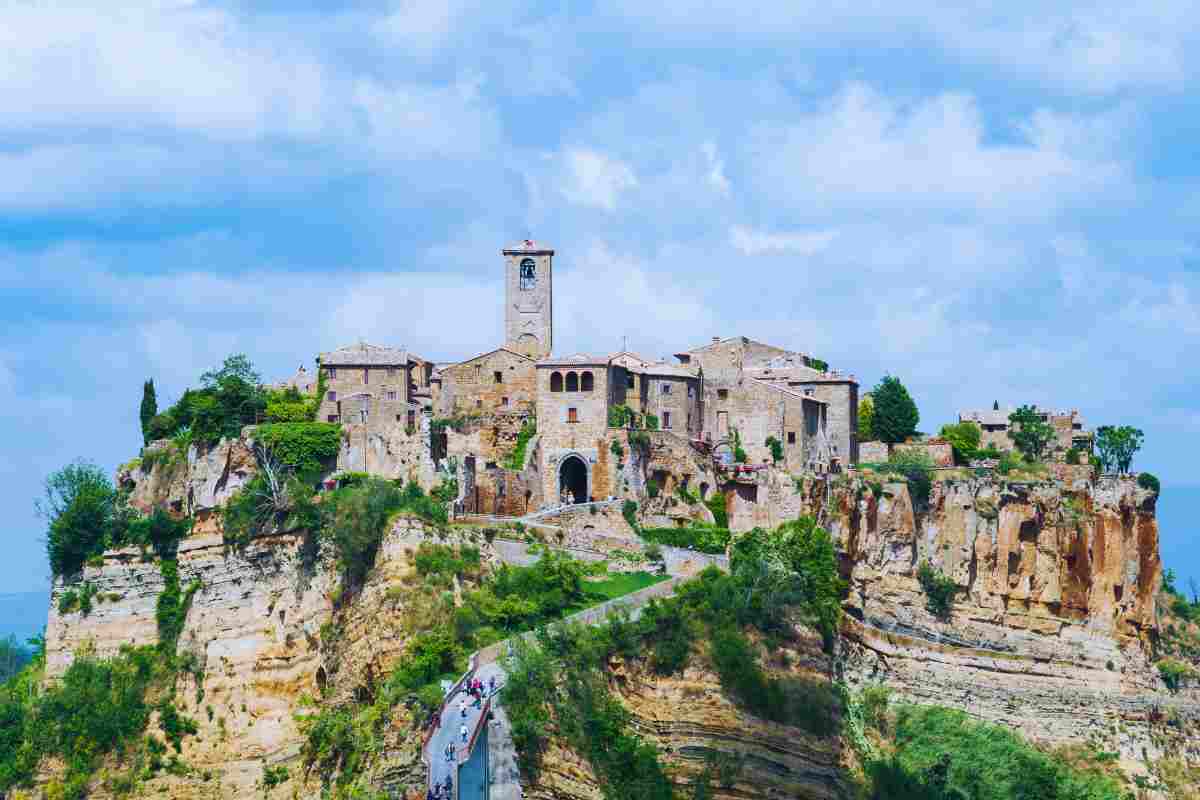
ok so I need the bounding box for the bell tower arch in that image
[503,240,553,359]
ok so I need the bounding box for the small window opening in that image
[566,372,579,392]
[627,374,635,389]
[551,371,563,392]
[581,371,594,392]
[662,383,671,395]
[787,431,796,444]
[494,371,503,384]
[363,368,369,384]
[568,407,579,423]
[663,411,672,429]
[718,388,728,400]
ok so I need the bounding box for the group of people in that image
[426,774,453,800]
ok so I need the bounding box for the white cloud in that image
[729,225,837,256]
[702,142,731,195]
[559,149,638,211]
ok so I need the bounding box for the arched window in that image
[566,372,579,392]
[550,372,563,392]
[580,371,594,392]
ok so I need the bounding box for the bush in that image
[639,526,730,554]
[1137,472,1160,493]
[869,705,1127,800]
[40,461,116,577]
[880,450,933,509]
[938,422,981,465]
[765,435,784,464]
[506,418,537,470]
[622,500,640,533]
[254,422,342,477]
[609,439,625,460]
[645,480,660,499]
[916,561,957,619]
[389,630,461,692]
[644,414,660,431]
[1157,659,1195,692]
[704,493,728,528]
[1065,447,1082,465]
[325,479,406,586]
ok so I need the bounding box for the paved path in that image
[425,661,506,799]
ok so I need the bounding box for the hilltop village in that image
[273,240,862,521]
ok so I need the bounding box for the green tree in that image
[140,380,158,445]
[1095,425,1144,474]
[871,376,919,445]
[38,461,116,576]
[938,422,981,464]
[858,396,875,441]
[1007,405,1055,461]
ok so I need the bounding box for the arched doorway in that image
[559,455,589,505]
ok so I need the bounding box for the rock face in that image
[41,442,1196,798]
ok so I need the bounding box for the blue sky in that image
[1,1,1198,595]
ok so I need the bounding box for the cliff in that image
[32,436,1199,799]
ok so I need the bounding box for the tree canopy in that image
[1095,425,1144,474]
[39,461,116,577]
[871,376,919,445]
[1007,405,1055,461]
[139,380,157,445]
[938,421,981,464]
[858,396,875,441]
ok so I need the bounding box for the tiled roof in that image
[320,342,408,367]
[638,363,699,378]
[537,353,607,367]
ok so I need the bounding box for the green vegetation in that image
[505,418,537,470]
[639,525,730,554]
[504,516,846,795]
[140,379,157,445]
[765,435,784,464]
[254,422,342,476]
[1007,405,1056,461]
[873,449,934,509]
[676,484,700,505]
[871,376,920,445]
[1095,425,1144,474]
[1065,447,1082,464]
[938,421,981,464]
[1137,471,1160,494]
[808,357,829,372]
[608,404,639,428]
[609,439,625,460]
[0,635,32,685]
[584,571,667,601]
[645,414,660,431]
[645,479,660,498]
[704,492,728,528]
[40,460,117,577]
[731,427,748,463]
[858,395,875,441]
[1156,658,1196,692]
[622,499,640,532]
[916,562,958,619]
[146,354,268,447]
[863,704,1127,800]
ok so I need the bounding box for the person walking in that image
[488,675,496,696]
[459,697,467,717]
[461,722,469,743]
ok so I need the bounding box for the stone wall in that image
[893,439,955,467]
[536,363,613,505]
[315,363,410,427]
[435,348,536,417]
[858,440,888,463]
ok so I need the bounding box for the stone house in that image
[535,355,621,505]
[959,405,1092,459]
[432,347,536,417]
[315,343,426,432]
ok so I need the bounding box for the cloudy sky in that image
[3,1,1198,595]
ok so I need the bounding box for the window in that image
[627,374,635,389]
[566,372,579,392]
[494,370,503,384]
[581,371,594,392]
[787,431,796,444]
[408,409,416,429]
[396,414,402,422]
[662,383,671,395]
[362,368,369,384]
[386,391,397,401]
[551,371,563,392]
[718,389,728,400]
[327,391,337,401]
[502,397,509,407]
[663,411,672,429]
[326,367,337,379]
[327,414,339,422]
[687,385,694,398]
[476,399,482,409]
[520,257,537,290]
[568,407,579,423]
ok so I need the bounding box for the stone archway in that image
[558,454,589,504]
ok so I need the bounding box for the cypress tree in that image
[140,379,157,444]
[872,375,919,445]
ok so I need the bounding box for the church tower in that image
[503,240,554,359]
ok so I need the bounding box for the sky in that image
[1,1,1198,595]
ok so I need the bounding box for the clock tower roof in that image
[502,239,555,255]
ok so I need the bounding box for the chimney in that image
[712,336,721,344]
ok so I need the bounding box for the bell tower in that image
[503,239,554,359]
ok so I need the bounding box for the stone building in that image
[959,405,1092,459]
[432,347,536,417]
[503,240,554,359]
[290,239,863,514]
[315,343,427,431]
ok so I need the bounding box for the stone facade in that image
[434,347,536,417]
[535,357,616,504]
[960,404,1093,460]
[503,240,553,359]
[315,342,420,431]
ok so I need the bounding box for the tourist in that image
[461,722,469,743]
[459,697,467,717]
[488,675,496,696]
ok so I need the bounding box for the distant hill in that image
[0,591,49,646]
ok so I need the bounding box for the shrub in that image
[39,461,116,577]
[858,396,875,441]
[916,561,957,619]
[506,418,537,470]
[609,439,625,460]
[254,422,342,477]
[1065,447,1081,465]
[1157,659,1195,692]
[704,493,728,528]
[622,500,640,533]
[938,422,981,465]
[765,436,784,464]
[1137,472,1160,493]
[389,630,461,692]
[644,414,660,431]
[880,449,934,508]
[639,526,730,555]
[324,479,406,586]
[870,704,1127,800]
[645,480,660,499]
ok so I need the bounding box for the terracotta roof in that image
[320,342,408,367]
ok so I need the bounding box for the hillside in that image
[1,423,1197,800]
